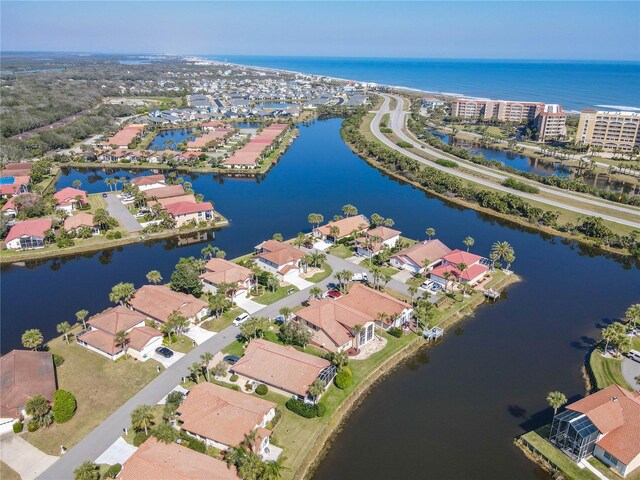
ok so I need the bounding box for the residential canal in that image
[1,119,639,479]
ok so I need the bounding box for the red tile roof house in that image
[142,184,186,200]
[429,249,490,289]
[63,212,99,236]
[390,239,452,274]
[1,196,18,218]
[105,124,145,149]
[296,297,376,354]
[130,174,166,192]
[4,218,52,250]
[119,437,240,480]
[355,226,402,258]
[128,285,209,325]
[1,162,33,178]
[164,201,215,227]
[222,123,289,169]
[0,175,30,199]
[254,239,306,281]
[338,283,414,330]
[549,384,640,478]
[76,306,163,361]
[177,382,279,460]
[199,258,255,299]
[231,339,336,403]
[53,187,88,215]
[314,214,370,243]
[0,350,57,428]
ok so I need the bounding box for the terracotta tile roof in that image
[1,163,32,177]
[130,174,165,186]
[119,438,240,480]
[568,384,640,465]
[223,124,288,166]
[200,258,252,286]
[129,285,208,323]
[0,350,56,418]
[430,263,488,282]
[165,201,213,217]
[391,239,451,268]
[366,226,401,241]
[317,215,370,239]
[53,187,87,206]
[186,130,227,148]
[338,283,411,325]
[443,249,482,266]
[257,240,305,267]
[78,329,120,356]
[127,326,162,351]
[232,339,331,397]
[297,298,373,347]
[143,185,186,199]
[5,218,52,244]
[64,212,95,231]
[107,124,145,147]
[177,383,275,447]
[156,194,197,208]
[88,305,147,334]
[1,196,17,212]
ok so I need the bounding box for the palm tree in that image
[490,241,514,269]
[625,304,640,331]
[463,236,475,252]
[130,404,154,435]
[278,307,292,321]
[547,391,567,415]
[425,227,436,240]
[74,461,100,480]
[309,286,323,299]
[238,452,264,480]
[442,270,454,293]
[146,270,163,285]
[243,429,258,451]
[109,282,136,305]
[201,352,214,382]
[153,422,179,444]
[308,379,326,404]
[57,322,72,344]
[190,362,202,383]
[76,309,89,329]
[226,445,248,467]
[21,329,43,350]
[115,330,129,359]
[408,286,418,305]
[342,204,358,217]
[329,225,340,240]
[261,456,288,480]
[307,213,324,231]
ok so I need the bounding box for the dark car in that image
[102,193,108,198]
[223,355,240,365]
[155,346,174,358]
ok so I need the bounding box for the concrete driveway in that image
[104,194,142,233]
[94,437,136,466]
[0,433,58,480]
[234,296,264,315]
[392,269,414,283]
[151,350,185,368]
[622,356,640,390]
[284,275,313,290]
[184,326,216,345]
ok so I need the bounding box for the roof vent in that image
[611,396,618,402]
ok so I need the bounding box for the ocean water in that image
[207,56,640,111]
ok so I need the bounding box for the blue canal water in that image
[147,129,195,150]
[211,56,640,111]
[2,119,639,479]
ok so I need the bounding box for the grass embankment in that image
[22,325,159,455]
[588,337,640,391]
[0,462,20,480]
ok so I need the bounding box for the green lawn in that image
[163,334,197,354]
[328,244,353,259]
[254,285,299,305]
[305,262,333,283]
[589,347,635,391]
[0,462,20,480]
[359,259,399,277]
[201,307,244,332]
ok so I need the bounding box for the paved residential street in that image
[104,194,142,232]
[622,356,640,390]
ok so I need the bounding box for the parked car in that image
[233,313,250,326]
[274,315,285,325]
[223,355,240,365]
[352,272,368,282]
[421,280,434,289]
[326,290,342,299]
[155,346,174,358]
[287,288,296,295]
[427,282,443,293]
[628,349,640,364]
[102,193,108,198]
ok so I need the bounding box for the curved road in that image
[373,94,640,229]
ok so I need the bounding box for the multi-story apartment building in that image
[576,110,640,152]
[451,98,544,123]
[535,104,567,142]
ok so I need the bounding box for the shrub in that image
[133,431,150,447]
[396,140,413,149]
[316,402,327,417]
[244,382,253,392]
[435,158,458,168]
[334,367,353,389]
[102,464,121,479]
[53,353,65,367]
[502,177,540,194]
[183,436,206,453]
[255,384,268,396]
[13,421,23,433]
[230,374,239,382]
[53,389,77,423]
[285,398,318,418]
[388,327,403,338]
[27,421,39,432]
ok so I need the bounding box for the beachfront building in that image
[199,258,255,298]
[549,384,640,477]
[314,214,370,243]
[53,187,88,214]
[4,218,52,250]
[390,239,452,274]
[164,201,215,227]
[422,97,445,110]
[429,249,490,289]
[255,239,305,280]
[354,226,401,257]
[177,383,279,459]
[534,104,567,142]
[576,110,640,152]
[128,285,209,325]
[451,98,544,123]
[231,339,336,403]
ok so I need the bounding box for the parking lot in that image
[104,193,142,232]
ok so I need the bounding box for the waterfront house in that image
[53,187,88,214]
[164,201,214,227]
[354,226,401,257]
[130,174,166,191]
[222,123,289,169]
[296,297,376,354]
[0,176,30,198]
[143,184,186,200]
[119,438,240,480]
[177,383,279,460]
[0,350,56,429]
[390,239,452,274]
[255,239,306,281]
[429,249,489,288]
[147,194,197,210]
[76,306,163,361]
[231,339,336,403]
[338,283,413,330]
[129,285,209,325]
[105,124,145,149]
[549,384,640,478]
[63,212,100,235]
[315,214,370,243]
[4,218,52,250]
[199,257,254,298]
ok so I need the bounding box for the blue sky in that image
[1,1,639,60]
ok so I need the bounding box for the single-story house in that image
[199,258,254,298]
[129,285,209,324]
[429,249,489,288]
[105,124,145,149]
[255,239,306,280]
[76,306,162,361]
[130,174,166,191]
[0,162,33,178]
[315,214,370,242]
[53,187,88,214]
[4,218,52,250]
[390,239,452,274]
[355,226,401,257]
[296,297,375,353]
[177,383,277,459]
[549,384,640,478]
[143,184,186,200]
[338,283,413,330]
[165,201,214,227]
[231,339,336,403]
[119,438,240,480]
[0,176,30,198]
[0,350,57,427]
[64,212,99,235]
[1,197,18,218]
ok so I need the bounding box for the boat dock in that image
[484,288,501,300]
[423,326,444,341]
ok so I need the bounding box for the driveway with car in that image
[151,350,185,368]
[104,194,142,232]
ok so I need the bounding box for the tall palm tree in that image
[115,330,129,359]
[408,286,418,305]
[308,379,326,404]
[278,307,292,321]
[57,322,72,344]
[190,362,202,383]
[425,227,436,240]
[146,270,163,285]
[201,352,214,382]
[130,404,154,435]
[242,429,258,451]
[22,329,43,350]
[76,309,89,329]
[625,304,640,332]
[309,286,323,299]
[463,236,475,252]
[546,391,567,415]
[261,456,288,480]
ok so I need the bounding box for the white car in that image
[352,272,368,282]
[232,313,250,326]
[627,349,640,364]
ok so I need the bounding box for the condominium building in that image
[576,110,640,152]
[451,98,544,123]
[535,104,567,142]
